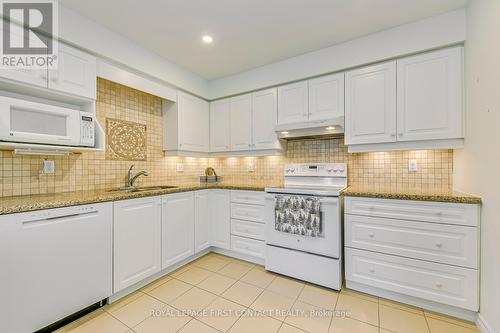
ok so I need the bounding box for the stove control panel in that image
[284,163,347,177]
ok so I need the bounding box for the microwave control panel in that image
[80,113,95,147]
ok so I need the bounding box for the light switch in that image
[43,160,55,174]
[408,160,418,172]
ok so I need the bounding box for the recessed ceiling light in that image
[202,35,213,43]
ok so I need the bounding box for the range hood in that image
[275,116,344,139]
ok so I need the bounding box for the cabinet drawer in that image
[345,248,478,311]
[231,219,265,241]
[231,203,265,222]
[345,215,478,268]
[231,191,265,205]
[345,197,479,226]
[231,235,265,258]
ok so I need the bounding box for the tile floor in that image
[57,253,479,333]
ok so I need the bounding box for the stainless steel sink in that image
[108,185,178,193]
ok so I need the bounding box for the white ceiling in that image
[60,0,467,80]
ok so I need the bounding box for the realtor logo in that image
[0,0,58,68]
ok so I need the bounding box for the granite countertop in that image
[342,185,482,204]
[0,183,273,215]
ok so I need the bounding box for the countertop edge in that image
[341,190,482,205]
[0,185,267,216]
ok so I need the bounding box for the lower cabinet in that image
[113,196,162,293]
[195,190,211,252]
[162,192,195,268]
[210,190,231,249]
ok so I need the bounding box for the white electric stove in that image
[264,163,347,290]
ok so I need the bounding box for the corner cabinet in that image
[195,190,211,252]
[162,192,195,268]
[113,197,162,293]
[210,99,231,152]
[164,92,210,155]
[345,46,464,152]
[210,190,231,249]
[209,88,280,155]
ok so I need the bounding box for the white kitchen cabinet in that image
[113,197,162,293]
[397,47,463,142]
[278,81,308,124]
[308,73,344,121]
[210,190,231,249]
[164,92,209,154]
[230,94,253,151]
[210,99,231,152]
[48,44,97,100]
[252,88,279,150]
[162,192,195,268]
[345,61,397,145]
[195,191,211,252]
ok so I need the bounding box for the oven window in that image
[11,108,67,136]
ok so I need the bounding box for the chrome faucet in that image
[127,165,149,187]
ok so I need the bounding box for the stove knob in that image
[333,167,339,173]
[327,169,332,173]
[339,166,345,173]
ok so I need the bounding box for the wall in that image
[207,9,466,99]
[453,1,500,332]
[0,79,453,197]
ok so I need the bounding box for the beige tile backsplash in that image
[0,79,452,197]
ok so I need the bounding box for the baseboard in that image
[211,246,265,265]
[477,313,494,333]
[347,281,478,322]
[108,248,211,303]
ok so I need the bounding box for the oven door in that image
[265,193,341,258]
[0,96,81,146]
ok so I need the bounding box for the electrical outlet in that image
[408,160,418,172]
[247,162,255,173]
[176,163,184,172]
[42,160,55,175]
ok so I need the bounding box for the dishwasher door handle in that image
[22,210,99,228]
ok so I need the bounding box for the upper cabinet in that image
[230,94,253,151]
[345,46,464,152]
[308,73,345,121]
[396,47,463,142]
[277,74,345,126]
[209,88,280,155]
[210,99,231,152]
[345,62,397,145]
[48,44,97,100]
[278,81,309,124]
[164,92,210,155]
[0,43,96,100]
[252,88,279,150]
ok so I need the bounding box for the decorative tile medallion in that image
[106,118,147,161]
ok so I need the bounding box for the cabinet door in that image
[397,47,463,141]
[308,73,344,121]
[210,99,231,152]
[252,88,279,150]
[178,92,209,152]
[113,197,161,293]
[277,81,308,124]
[230,94,252,151]
[0,25,47,87]
[48,44,97,99]
[345,62,397,145]
[195,191,211,253]
[162,192,195,268]
[210,190,231,249]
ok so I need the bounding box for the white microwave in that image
[0,96,95,147]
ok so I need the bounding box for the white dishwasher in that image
[0,203,113,333]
